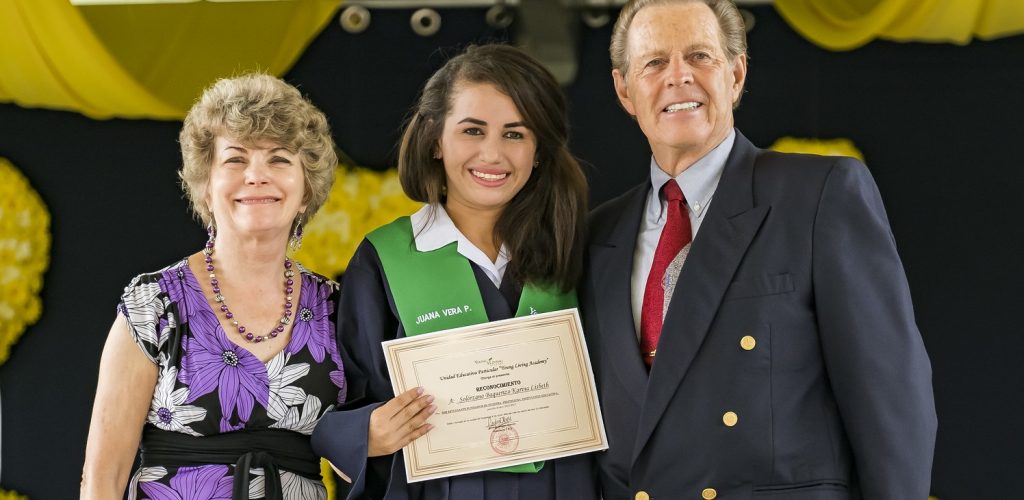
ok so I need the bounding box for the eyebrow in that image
[686,43,717,53]
[221,146,293,154]
[457,117,527,128]
[636,43,717,61]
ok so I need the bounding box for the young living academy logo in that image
[474,357,502,367]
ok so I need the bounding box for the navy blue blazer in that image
[579,132,937,499]
[312,240,597,500]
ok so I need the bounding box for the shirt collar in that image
[647,128,735,220]
[409,204,509,287]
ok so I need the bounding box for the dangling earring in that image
[289,213,304,251]
[205,221,216,250]
[533,159,540,168]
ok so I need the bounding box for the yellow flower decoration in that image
[290,166,422,278]
[0,489,27,500]
[320,459,336,500]
[0,158,51,366]
[769,137,865,161]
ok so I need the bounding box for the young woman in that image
[312,44,597,499]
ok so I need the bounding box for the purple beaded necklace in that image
[202,234,294,343]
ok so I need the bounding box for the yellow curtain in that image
[774,0,1024,50]
[0,0,181,119]
[0,0,340,120]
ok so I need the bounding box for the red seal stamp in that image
[490,426,519,455]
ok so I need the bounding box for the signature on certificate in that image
[487,414,516,430]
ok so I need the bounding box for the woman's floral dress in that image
[117,259,345,499]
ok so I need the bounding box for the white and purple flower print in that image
[161,265,210,325]
[270,393,323,435]
[247,467,327,499]
[120,276,168,359]
[178,309,270,432]
[287,273,333,362]
[149,356,206,436]
[329,344,346,404]
[286,272,345,401]
[119,263,343,498]
[138,465,232,500]
[265,351,310,424]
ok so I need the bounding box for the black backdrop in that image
[1,6,1021,499]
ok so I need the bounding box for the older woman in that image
[81,74,343,499]
[312,45,598,499]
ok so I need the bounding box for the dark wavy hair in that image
[397,44,587,291]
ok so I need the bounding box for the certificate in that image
[381,308,608,483]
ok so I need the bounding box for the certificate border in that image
[381,308,608,482]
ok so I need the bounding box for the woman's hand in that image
[367,387,436,457]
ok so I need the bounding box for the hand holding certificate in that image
[382,308,608,482]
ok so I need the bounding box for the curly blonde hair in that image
[179,73,337,225]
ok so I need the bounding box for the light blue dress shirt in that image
[630,129,736,337]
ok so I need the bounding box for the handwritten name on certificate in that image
[381,308,608,483]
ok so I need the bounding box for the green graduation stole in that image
[366,216,577,474]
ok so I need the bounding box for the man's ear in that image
[612,69,637,117]
[730,53,748,105]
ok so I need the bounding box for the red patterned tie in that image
[640,179,692,368]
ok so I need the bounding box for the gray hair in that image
[610,0,748,78]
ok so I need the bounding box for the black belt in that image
[140,425,321,500]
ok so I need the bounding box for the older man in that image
[579,1,937,499]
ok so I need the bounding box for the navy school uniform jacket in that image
[312,239,598,500]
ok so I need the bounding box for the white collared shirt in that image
[410,204,510,288]
[630,129,735,337]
